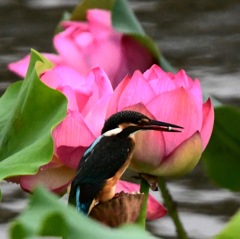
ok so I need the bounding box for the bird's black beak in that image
[143,119,183,132]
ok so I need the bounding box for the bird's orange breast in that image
[96,150,134,203]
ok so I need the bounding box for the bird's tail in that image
[76,186,92,214]
[68,183,77,207]
[69,184,92,215]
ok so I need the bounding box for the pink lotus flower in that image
[15,64,165,220]
[20,65,113,194]
[8,9,155,89]
[106,64,214,176]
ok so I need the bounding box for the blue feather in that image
[83,135,103,157]
[76,186,91,215]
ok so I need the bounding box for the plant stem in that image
[136,178,149,228]
[158,176,188,239]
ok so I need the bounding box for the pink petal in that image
[75,32,94,48]
[57,145,87,169]
[143,64,159,80]
[188,79,202,105]
[116,180,167,220]
[106,75,131,117]
[82,67,113,116]
[174,70,193,88]
[152,132,202,176]
[200,99,214,150]
[41,65,92,113]
[8,54,31,77]
[187,79,203,124]
[87,9,112,37]
[90,67,113,98]
[85,94,112,137]
[124,103,155,118]
[53,110,95,150]
[41,65,89,91]
[84,38,122,88]
[144,64,167,81]
[131,129,166,172]
[57,85,79,112]
[147,88,202,156]
[144,64,177,94]
[118,70,156,110]
[20,165,75,193]
[53,26,90,75]
[43,53,64,65]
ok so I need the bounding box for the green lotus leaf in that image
[10,187,158,239]
[0,49,67,184]
[214,210,240,239]
[202,106,240,191]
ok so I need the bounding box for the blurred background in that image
[0,0,240,238]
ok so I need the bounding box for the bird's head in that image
[101,111,183,135]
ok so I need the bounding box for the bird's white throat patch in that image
[103,127,123,136]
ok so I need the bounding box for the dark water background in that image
[0,0,240,238]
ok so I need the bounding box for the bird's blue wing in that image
[70,134,133,213]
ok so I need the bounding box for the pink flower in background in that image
[106,64,214,176]
[8,9,155,88]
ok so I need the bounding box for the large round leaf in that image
[202,106,240,191]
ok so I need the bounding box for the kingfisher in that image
[69,110,183,215]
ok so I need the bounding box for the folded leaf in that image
[0,50,67,184]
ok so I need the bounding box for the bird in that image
[69,110,183,215]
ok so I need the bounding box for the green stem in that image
[136,178,149,229]
[158,176,188,239]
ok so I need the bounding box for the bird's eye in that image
[138,118,149,125]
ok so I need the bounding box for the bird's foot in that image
[133,173,158,191]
